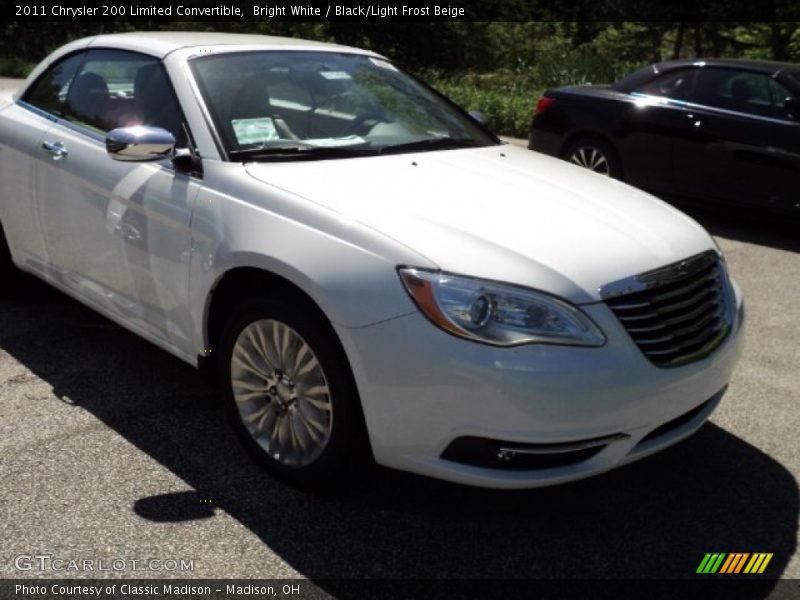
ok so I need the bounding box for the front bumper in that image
[335,288,744,489]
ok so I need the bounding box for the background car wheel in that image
[563,138,623,179]
[218,290,371,488]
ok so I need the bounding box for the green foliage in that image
[424,70,542,137]
[0,57,36,78]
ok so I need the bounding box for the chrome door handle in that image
[42,140,68,159]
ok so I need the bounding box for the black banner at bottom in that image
[2,579,800,600]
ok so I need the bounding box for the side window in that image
[62,49,187,144]
[765,78,797,119]
[23,53,85,115]
[635,69,695,101]
[693,68,797,119]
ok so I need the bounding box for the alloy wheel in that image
[230,319,333,467]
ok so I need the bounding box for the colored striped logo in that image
[696,553,773,574]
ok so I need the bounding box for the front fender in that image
[188,162,432,355]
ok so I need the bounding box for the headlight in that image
[398,268,605,347]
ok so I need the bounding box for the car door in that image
[618,67,698,196]
[0,52,86,272]
[673,67,800,212]
[31,48,201,359]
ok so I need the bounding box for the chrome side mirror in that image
[106,126,176,162]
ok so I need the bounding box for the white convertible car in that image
[0,32,744,488]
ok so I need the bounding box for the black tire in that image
[562,137,623,180]
[217,289,371,488]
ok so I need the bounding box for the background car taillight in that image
[535,96,556,116]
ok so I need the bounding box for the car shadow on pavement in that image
[1,274,797,595]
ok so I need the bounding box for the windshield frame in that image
[187,49,500,162]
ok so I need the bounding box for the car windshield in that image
[189,50,497,160]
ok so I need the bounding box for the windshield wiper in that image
[229,144,377,161]
[377,137,485,155]
[229,138,487,161]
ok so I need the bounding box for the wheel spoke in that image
[235,388,269,403]
[232,350,272,380]
[302,408,327,433]
[256,403,277,433]
[570,145,612,175]
[303,384,329,397]
[246,327,274,372]
[271,322,284,368]
[290,413,308,451]
[244,402,271,423]
[279,323,291,368]
[295,354,319,378]
[302,396,332,412]
[590,151,607,172]
[233,378,269,392]
[291,342,311,376]
[297,410,321,443]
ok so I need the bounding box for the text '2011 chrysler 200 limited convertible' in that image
[0,33,744,488]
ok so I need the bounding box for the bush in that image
[427,73,541,138]
[0,57,36,78]
[421,46,629,138]
[423,68,552,138]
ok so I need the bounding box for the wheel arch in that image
[203,265,333,366]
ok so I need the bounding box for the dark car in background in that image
[529,59,800,215]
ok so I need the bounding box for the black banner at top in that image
[4,0,800,22]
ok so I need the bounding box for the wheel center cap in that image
[276,381,293,401]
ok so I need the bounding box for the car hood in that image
[245,145,714,304]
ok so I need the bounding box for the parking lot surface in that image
[0,78,798,588]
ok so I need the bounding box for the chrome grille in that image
[600,251,732,368]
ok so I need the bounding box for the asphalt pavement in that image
[0,77,798,591]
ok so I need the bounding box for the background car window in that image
[23,53,85,115]
[62,49,187,144]
[693,68,797,119]
[635,69,695,101]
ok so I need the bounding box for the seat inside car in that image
[228,73,301,143]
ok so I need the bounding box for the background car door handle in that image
[42,140,68,159]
